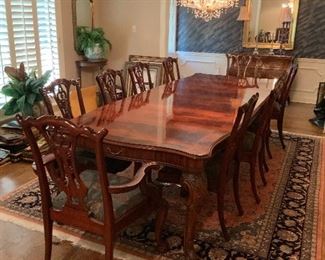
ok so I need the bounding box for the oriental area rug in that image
[0,133,324,259]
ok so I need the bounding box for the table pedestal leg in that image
[181,172,207,260]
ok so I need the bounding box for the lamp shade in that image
[237,6,249,21]
[281,6,292,22]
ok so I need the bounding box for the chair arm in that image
[108,161,161,194]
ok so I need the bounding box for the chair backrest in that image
[219,93,259,178]
[16,114,112,234]
[279,63,298,106]
[41,78,86,119]
[128,62,153,95]
[96,69,126,104]
[251,89,279,151]
[227,54,294,79]
[226,54,252,78]
[163,57,181,83]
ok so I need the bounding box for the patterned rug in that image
[0,133,323,259]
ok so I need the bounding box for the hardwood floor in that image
[0,162,35,197]
[0,102,323,259]
[271,102,324,136]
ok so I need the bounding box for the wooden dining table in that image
[75,73,279,259]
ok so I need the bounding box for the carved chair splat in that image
[128,62,153,95]
[96,69,126,104]
[16,114,169,260]
[226,54,252,78]
[41,78,85,119]
[163,57,181,83]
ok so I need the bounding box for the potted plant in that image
[1,63,51,117]
[76,26,112,60]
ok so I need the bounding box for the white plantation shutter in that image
[0,0,60,106]
[37,0,59,79]
[10,0,39,70]
[0,0,11,105]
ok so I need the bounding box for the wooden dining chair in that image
[205,93,259,240]
[270,63,298,149]
[16,114,168,260]
[163,57,181,83]
[236,89,278,205]
[226,54,252,78]
[41,78,86,119]
[128,62,153,95]
[96,69,126,104]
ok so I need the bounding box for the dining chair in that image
[205,93,259,240]
[270,63,298,149]
[237,89,278,205]
[128,62,153,95]
[96,69,126,104]
[16,114,168,260]
[163,57,181,83]
[41,78,132,174]
[226,53,252,78]
[41,78,86,119]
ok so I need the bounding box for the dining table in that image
[75,73,279,259]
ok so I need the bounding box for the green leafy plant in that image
[76,26,112,56]
[1,63,51,116]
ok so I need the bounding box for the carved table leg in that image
[180,172,208,260]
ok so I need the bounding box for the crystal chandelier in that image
[177,0,239,22]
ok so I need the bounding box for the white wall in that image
[56,0,79,79]
[94,0,169,70]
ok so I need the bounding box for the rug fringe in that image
[316,139,325,260]
[279,130,325,139]
[0,210,153,260]
[0,211,104,252]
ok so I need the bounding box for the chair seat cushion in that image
[242,131,256,152]
[76,149,132,173]
[52,170,144,221]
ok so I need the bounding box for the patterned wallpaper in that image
[176,0,325,59]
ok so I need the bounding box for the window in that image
[0,0,59,106]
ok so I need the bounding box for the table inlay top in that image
[75,74,277,158]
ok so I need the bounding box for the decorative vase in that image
[85,43,105,61]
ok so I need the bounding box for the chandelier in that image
[177,0,239,22]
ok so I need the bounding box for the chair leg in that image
[104,235,114,260]
[262,148,269,173]
[261,140,269,173]
[277,114,286,149]
[217,189,229,241]
[265,128,273,159]
[44,217,53,260]
[155,199,169,252]
[249,161,260,204]
[258,152,267,186]
[233,159,244,216]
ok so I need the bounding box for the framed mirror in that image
[72,0,94,52]
[242,0,300,50]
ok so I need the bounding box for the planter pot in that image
[85,43,106,61]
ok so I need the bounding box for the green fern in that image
[1,63,51,116]
[76,26,112,55]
